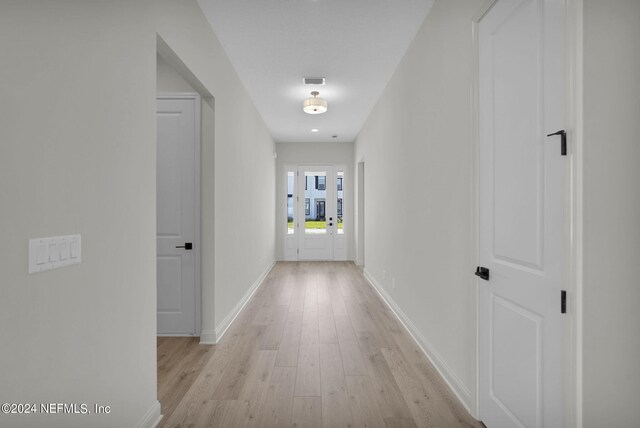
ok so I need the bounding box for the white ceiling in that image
[197,0,434,143]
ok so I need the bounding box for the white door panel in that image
[298,166,334,260]
[157,96,200,335]
[479,0,566,426]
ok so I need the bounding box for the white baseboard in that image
[136,400,162,428]
[199,329,216,345]
[362,269,473,414]
[207,260,276,344]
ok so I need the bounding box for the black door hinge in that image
[561,290,567,314]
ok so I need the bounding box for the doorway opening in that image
[283,164,347,261]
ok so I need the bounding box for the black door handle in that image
[176,243,193,250]
[475,266,490,281]
[547,130,567,156]
[329,223,333,226]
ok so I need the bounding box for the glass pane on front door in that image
[287,171,295,234]
[305,171,327,234]
[337,170,344,234]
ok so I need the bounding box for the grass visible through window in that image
[288,221,343,230]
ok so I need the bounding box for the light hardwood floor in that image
[158,261,483,428]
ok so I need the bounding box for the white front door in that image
[478,0,566,427]
[298,166,335,260]
[157,96,200,335]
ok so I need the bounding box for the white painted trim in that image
[135,400,162,428]
[199,329,216,345]
[203,260,276,344]
[567,0,584,426]
[283,164,298,261]
[470,1,497,420]
[363,269,473,414]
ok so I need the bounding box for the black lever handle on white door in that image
[475,266,490,281]
[175,243,193,250]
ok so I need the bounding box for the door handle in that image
[475,266,490,281]
[328,223,333,226]
[176,243,193,250]
[547,130,567,156]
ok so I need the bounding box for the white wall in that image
[275,142,355,260]
[0,0,275,426]
[155,0,276,339]
[0,1,158,426]
[582,0,640,425]
[354,0,485,412]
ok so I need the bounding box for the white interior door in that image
[157,96,200,335]
[298,166,335,260]
[478,0,566,427]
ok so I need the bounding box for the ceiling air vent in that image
[303,77,325,85]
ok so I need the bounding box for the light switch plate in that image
[29,235,81,274]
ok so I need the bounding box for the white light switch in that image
[59,242,70,260]
[29,235,81,274]
[49,244,58,262]
[36,245,48,265]
[70,239,79,259]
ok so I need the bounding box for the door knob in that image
[329,222,333,226]
[176,243,193,250]
[475,266,489,281]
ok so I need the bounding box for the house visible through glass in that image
[305,171,327,235]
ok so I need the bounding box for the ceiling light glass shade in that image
[303,96,328,114]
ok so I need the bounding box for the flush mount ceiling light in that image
[311,128,319,133]
[303,91,328,115]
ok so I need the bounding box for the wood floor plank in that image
[291,396,322,428]
[412,363,483,428]
[391,331,426,364]
[295,343,321,397]
[256,366,296,428]
[157,340,214,419]
[289,281,307,313]
[161,325,264,427]
[319,343,354,428]
[357,332,415,421]
[334,313,368,376]
[260,304,289,350]
[317,271,332,306]
[206,400,242,428]
[346,375,386,428]
[276,310,303,367]
[277,274,294,306]
[231,350,278,427]
[381,347,457,428]
[212,327,265,400]
[383,417,419,428]
[300,309,320,346]
[318,303,338,344]
[330,288,348,316]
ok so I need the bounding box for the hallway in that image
[159,262,481,428]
